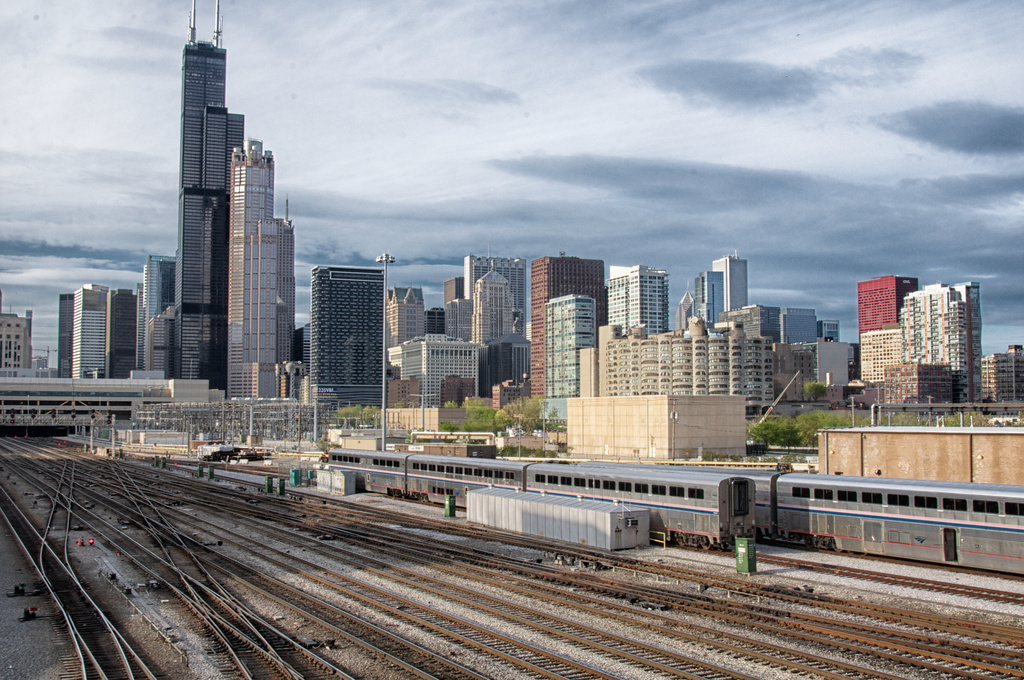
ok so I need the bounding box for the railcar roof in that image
[408,454,533,470]
[779,473,1024,498]
[531,462,741,484]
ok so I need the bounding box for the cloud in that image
[640,60,822,109]
[879,101,1024,155]
[365,78,522,106]
[639,48,921,109]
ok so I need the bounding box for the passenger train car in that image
[528,463,753,549]
[324,450,1024,572]
[775,473,1024,573]
[324,450,753,548]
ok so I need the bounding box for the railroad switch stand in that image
[20,607,38,621]
[7,584,26,597]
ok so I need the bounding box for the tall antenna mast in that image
[214,0,222,47]
[188,0,196,43]
[285,195,289,221]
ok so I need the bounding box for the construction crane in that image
[756,371,801,425]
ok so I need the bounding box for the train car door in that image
[942,528,958,562]
[863,521,884,553]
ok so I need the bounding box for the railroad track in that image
[8,438,1024,680]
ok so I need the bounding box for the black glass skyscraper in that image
[174,8,243,390]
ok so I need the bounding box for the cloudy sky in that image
[2,0,1022,359]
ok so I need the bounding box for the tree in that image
[443,400,459,408]
[438,421,458,432]
[804,381,827,401]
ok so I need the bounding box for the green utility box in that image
[289,469,302,487]
[152,456,159,467]
[265,476,273,494]
[277,478,286,496]
[196,463,204,478]
[207,465,215,480]
[160,457,167,469]
[443,495,457,518]
[735,537,757,574]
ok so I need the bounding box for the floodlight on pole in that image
[376,253,395,452]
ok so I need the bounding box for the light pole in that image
[410,394,427,432]
[376,252,394,452]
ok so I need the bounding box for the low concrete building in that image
[819,426,1024,484]
[384,407,468,431]
[566,395,747,460]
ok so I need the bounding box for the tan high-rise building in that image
[387,287,424,348]
[859,324,903,384]
[592,318,772,416]
[982,346,1024,402]
[227,139,294,398]
[0,289,32,370]
[472,271,513,344]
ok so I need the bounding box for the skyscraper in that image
[901,282,982,403]
[105,288,137,379]
[139,255,176,371]
[779,307,817,344]
[310,266,384,406]
[545,295,596,400]
[57,293,75,378]
[693,270,724,325]
[464,255,527,334]
[857,275,918,337]
[529,254,606,397]
[675,288,694,331]
[227,139,294,398]
[387,287,424,348]
[607,265,669,335]
[424,307,445,335]
[712,254,748,312]
[443,276,464,306]
[471,271,513,344]
[175,7,244,390]
[72,284,108,379]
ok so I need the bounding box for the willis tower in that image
[175,0,243,389]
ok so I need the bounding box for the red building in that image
[439,375,476,406]
[529,255,606,397]
[857,275,918,336]
[884,363,952,404]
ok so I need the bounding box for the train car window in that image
[474,469,483,477]
[574,478,586,487]
[914,496,938,509]
[972,500,999,514]
[534,474,546,483]
[484,470,493,478]
[446,466,454,473]
[603,480,615,490]
[792,487,810,498]
[561,476,572,486]
[428,464,437,472]
[861,492,883,504]
[587,479,595,488]
[886,494,909,507]
[733,481,749,515]
[837,490,856,502]
[652,485,666,496]
[618,482,632,492]
[669,486,683,497]
[635,483,649,494]
[687,488,704,500]
[813,488,834,500]
[411,462,419,470]
[454,467,463,475]
[942,498,967,511]
[506,472,516,480]
[1007,502,1023,516]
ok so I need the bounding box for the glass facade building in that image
[310,266,384,406]
[175,34,244,390]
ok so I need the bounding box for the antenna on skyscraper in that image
[188,0,196,43]
[285,195,289,220]
[214,0,222,47]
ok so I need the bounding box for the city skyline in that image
[2,1,1022,358]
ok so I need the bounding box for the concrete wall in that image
[819,427,1024,484]
[567,395,747,460]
